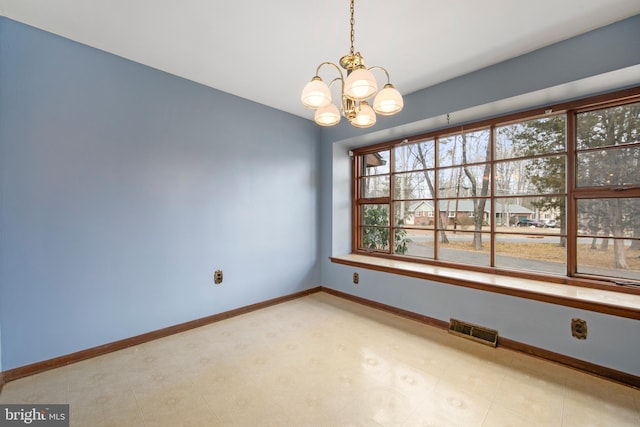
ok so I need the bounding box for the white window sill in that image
[330,254,640,320]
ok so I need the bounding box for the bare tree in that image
[460,133,491,250]
[415,143,449,243]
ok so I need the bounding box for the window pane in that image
[394,201,430,227]
[436,199,491,230]
[361,176,389,198]
[395,201,410,226]
[398,229,434,259]
[394,140,435,172]
[362,204,389,226]
[576,198,639,284]
[495,233,566,275]
[397,201,435,227]
[577,238,639,281]
[499,196,565,229]
[495,156,565,196]
[361,228,389,251]
[577,198,638,237]
[437,165,491,198]
[495,116,566,160]
[361,150,390,175]
[577,102,640,150]
[393,228,414,255]
[361,203,390,251]
[576,145,640,187]
[438,130,490,167]
[394,171,435,200]
[437,231,490,267]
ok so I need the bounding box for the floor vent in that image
[448,318,498,347]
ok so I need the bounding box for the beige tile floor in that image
[1,292,639,426]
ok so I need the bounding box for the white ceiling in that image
[1,0,639,121]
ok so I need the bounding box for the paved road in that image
[402,240,566,275]
[399,234,638,280]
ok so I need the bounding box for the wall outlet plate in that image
[571,318,587,339]
[214,270,223,285]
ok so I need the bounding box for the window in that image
[352,88,640,289]
[575,101,640,283]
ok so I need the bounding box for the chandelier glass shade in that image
[314,103,341,126]
[300,0,403,128]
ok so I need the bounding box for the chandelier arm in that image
[315,62,347,104]
[314,63,349,119]
[314,61,344,78]
[367,66,392,85]
[327,77,344,90]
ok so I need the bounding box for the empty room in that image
[1,1,639,426]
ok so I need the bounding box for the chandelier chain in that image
[349,0,355,55]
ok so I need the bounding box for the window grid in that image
[353,88,640,290]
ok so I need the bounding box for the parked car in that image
[542,219,557,228]
[516,219,543,227]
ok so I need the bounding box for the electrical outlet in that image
[353,272,359,284]
[571,318,587,339]
[214,270,223,285]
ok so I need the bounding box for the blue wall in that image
[320,15,640,375]
[0,18,320,370]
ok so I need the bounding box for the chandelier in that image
[300,0,403,128]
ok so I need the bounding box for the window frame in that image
[351,87,640,295]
